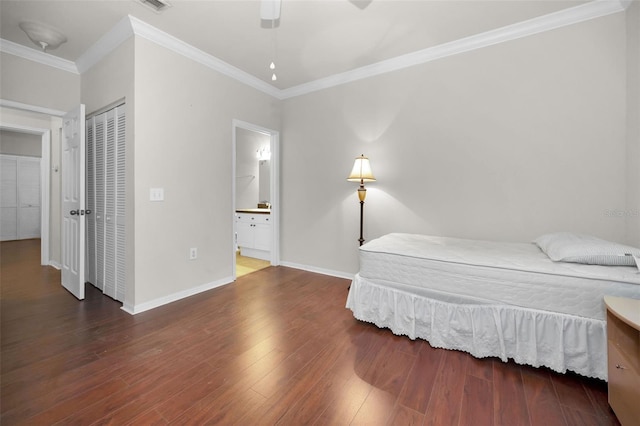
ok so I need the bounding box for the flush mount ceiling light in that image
[19,21,67,52]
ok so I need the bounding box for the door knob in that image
[70,209,80,215]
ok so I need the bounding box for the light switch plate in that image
[150,188,164,201]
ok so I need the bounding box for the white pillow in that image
[534,232,640,266]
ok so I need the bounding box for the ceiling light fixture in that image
[257,147,271,161]
[269,20,277,81]
[19,21,67,52]
[261,0,281,83]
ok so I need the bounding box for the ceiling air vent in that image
[138,0,172,13]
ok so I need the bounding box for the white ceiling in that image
[0,0,602,90]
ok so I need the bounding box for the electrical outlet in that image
[189,247,197,260]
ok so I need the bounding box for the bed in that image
[346,233,640,380]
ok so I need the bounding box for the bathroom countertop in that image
[236,208,271,214]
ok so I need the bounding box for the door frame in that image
[0,122,50,266]
[232,119,280,279]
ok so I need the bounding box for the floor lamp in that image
[347,154,376,246]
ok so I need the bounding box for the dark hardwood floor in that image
[1,239,620,425]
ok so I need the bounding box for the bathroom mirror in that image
[258,159,270,205]
[236,128,270,209]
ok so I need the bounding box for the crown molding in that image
[0,99,66,117]
[619,0,633,10]
[0,39,78,74]
[75,15,134,74]
[0,0,629,101]
[279,0,628,99]
[128,16,282,99]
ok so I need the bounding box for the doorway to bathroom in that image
[232,120,279,279]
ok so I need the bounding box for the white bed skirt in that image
[346,274,608,381]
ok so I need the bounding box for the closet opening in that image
[84,102,126,302]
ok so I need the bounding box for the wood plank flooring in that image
[1,239,621,425]
[236,252,270,277]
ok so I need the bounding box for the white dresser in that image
[604,295,640,426]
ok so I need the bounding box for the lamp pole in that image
[358,182,366,246]
[347,154,375,246]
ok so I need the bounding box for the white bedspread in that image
[346,233,640,380]
[357,233,640,320]
[361,233,640,283]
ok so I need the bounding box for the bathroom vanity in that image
[235,209,271,261]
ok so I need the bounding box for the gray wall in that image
[131,36,280,308]
[0,130,41,157]
[0,52,80,112]
[280,11,630,275]
[626,1,640,247]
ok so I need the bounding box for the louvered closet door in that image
[103,110,117,300]
[86,119,96,286]
[94,116,106,292]
[115,108,126,302]
[85,104,125,302]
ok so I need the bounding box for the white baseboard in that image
[120,276,234,315]
[119,263,354,315]
[279,261,355,281]
[49,261,61,270]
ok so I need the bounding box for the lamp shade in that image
[347,155,376,182]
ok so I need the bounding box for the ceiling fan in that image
[258,0,371,82]
[260,0,281,21]
[259,0,372,21]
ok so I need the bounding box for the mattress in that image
[359,233,640,321]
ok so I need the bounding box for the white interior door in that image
[0,155,41,241]
[61,105,86,300]
[17,157,41,239]
[0,156,18,240]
